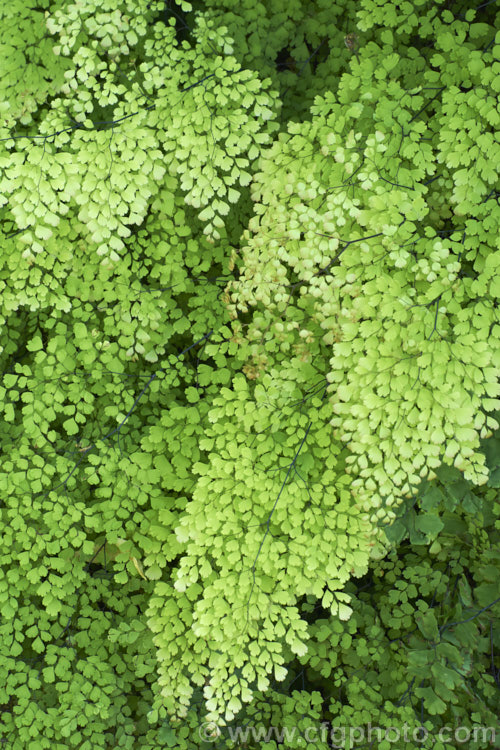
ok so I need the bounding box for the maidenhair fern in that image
[0,0,498,747]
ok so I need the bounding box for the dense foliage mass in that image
[0,0,499,748]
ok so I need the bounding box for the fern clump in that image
[0,0,498,745]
